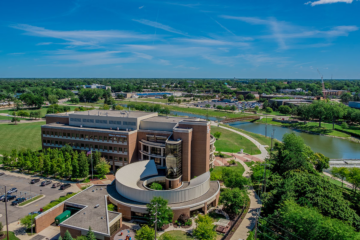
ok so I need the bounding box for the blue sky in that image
[0,0,359,78]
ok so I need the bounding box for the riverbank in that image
[256,118,360,143]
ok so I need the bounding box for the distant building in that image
[235,91,259,99]
[323,90,348,96]
[279,88,304,94]
[112,92,134,98]
[82,84,111,90]
[349,101,360,109]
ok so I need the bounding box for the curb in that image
[18,195,46,208]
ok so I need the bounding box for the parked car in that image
[41,180,52,186]
[7,188,17,194]
[60,183,71,190]
[31,179,40,184]
[0,195,5,201]
[11,198,26,206]
[52,182,61,188]
[0,172,5,176]
[3,195,16,202]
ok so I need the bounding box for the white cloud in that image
[36,42,53,46]
[11,24,153,47]
[8,52,25,55]
[139,6,144,9]
[133,19,187,35]
[177,38,249,47]
[305,0,353,6]
[220,15,358,49]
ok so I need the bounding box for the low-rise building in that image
[82,84,111,90]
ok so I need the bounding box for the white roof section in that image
[116,160,158,190]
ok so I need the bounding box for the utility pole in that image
[254,208,260,240]
[271,128,275,151]
[5,186,9,240]
[151,203,161,240]
[265,114,268,137]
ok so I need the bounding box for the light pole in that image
[151,203,161,240]
[4,186,9,240]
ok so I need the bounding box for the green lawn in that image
[19,195,43,206]
[0,122,44,155]
[1,232,20,240]
[211,126,261,155]
[211,162,245,181]
[321,173,351,189]
[159,231,193,240]
[117,100,253,119]
[0,106,79,118]
[134,98,169,103]
[288,122,350,138]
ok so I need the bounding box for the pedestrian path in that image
[211,123,268,160]
[230,156,262,240]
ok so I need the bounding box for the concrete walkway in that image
[231,156,262,240]
[211,123,269,160]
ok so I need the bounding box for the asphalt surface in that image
[0,174,79,223]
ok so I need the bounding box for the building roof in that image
[42,123,133,134]
[69,110,155,118]
[60,186,121,236]
[141,116,191,123]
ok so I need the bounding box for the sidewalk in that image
[211,123,269,160]
[231,157,262,240]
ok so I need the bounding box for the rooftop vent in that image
[95,204,99,208]
[92,189,95,192]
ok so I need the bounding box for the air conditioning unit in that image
[80,125,82,128]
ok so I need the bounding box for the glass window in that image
[114,157,118,161]
[104,146,108,150]
[51,131,54,135]
[150,147,161,156]
[89,135,93,140]
[113,137,117,142]
[124,158,127,162]
[85,144,89,148]
[47,140,50,144]
[80,134,84,139]
[94,136,98,140]
[63,133,66,137]
[55,132,58,136]
[59,141,62,145]
[100,145,103,150]
[90,144,93,149]
[104,136,108,141]
[119,157,123,161]
[51,140,54,144]
[43,140,46,143]
[143,145,149,152]
[109,146,113,151]
[42,131,45,134]
[99,136,103,141]
[109,156,113,160]
[95,145,98,149]
[114,147,117,152]
[109,137,113,142]
[119,147,122,152]
[67,133,71,137]
[55,141,58,145]
[124,148,127,152]
[154,158,161,165]
[85,135,89,139]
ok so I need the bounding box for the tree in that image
[245,93,255,100]
[263,100,269,109]
[150,182,162,190]
[216,105,223,110]
[348,168,360,195]
[205,104,211,108]
[278,105,291,115]
[114,105,124,110]
[310,152,329,172]
[193,215,217,240]
[146,197,173,229]
[2,153,10,167]
[78,152,89,178]
[48,95,58,104]
[168,95,175,103]
[63,230,73,240]
[0,222,3,236]
[14,99,23,110]
[213,132,221,139]
[254,106,259,112]
[86,227,96,240]
[162,94,168,99]
[135,225,154,240]
[222,168,249,189]
[265,107,273,113]
[340,92,352,104]
[177,99,181,104]
[71,151,79,178]
[70,97,79,104]
[237,95,244,101]
[220,188,247,214]
[20,214,38,229]
[94,158,111,177]
[331,167,349,188]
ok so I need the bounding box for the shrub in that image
[150,182,163,190]
[228,159,236,165]
[341,122,349,129]
[185,219,192,226]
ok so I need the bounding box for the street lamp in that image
[151,203,162,240]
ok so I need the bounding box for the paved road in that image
[0,174,79,223]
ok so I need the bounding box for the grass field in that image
[220,123,278,146]
[117,100,253,119]
[1,232,20,240]
[134,98,169,103]
[19,195,43,206]
[211,126,261,155]
[0,106,78,118]
[0,122,44,155]
[211,162,245,181]
[159,231,193,240]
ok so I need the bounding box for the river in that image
[170,110,360,159]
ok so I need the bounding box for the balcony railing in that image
[139,150,165,159]
[42,134,127,145]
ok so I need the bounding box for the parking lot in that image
[0,174,80,223]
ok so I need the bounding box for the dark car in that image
[7,188,17,194]
[60,183,71,190]
[52,182,61,188]
[3,195,16,202]
[31,179,40,184]
[11,198,26,206]
[29,211,41,216]
[0,172,5,176]
[66,192,73,196]
[41,180,52,186]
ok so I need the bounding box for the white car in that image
[7,188,17,194]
